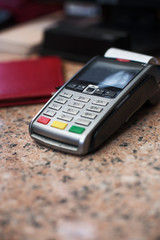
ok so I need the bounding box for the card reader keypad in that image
[36,89,109,134]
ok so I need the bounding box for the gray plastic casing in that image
[29,55,160,155]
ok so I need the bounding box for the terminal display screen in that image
[78,58,144,89]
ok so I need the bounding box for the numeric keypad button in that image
[57,114,73,122]
[54,97,67,104]
[49,103,62,111]
[74,96,90,103]
[63,108,79,115]
[81,112,97,119]
[69,101,85,109]
[75,118,91,126]
[43,109,56,117]
[59,92,73,98]
[92,100,108,106]
[87,106,103,113]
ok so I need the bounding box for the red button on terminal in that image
[37,116,50,125]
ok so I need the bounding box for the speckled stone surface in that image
[0,57,160,240]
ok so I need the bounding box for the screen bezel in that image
[69,56,145,91]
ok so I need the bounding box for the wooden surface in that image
[0,12,62,55]
[0,56,160,239]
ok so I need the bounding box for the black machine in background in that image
[41,0,160,62]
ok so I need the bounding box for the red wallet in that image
[0,56,64,107]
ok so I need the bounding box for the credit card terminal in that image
[29,48,160,155]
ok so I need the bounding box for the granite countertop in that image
[0,58,160,240]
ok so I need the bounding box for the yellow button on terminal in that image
[51,120,67,130]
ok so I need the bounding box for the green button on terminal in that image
[69,125,85,134]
